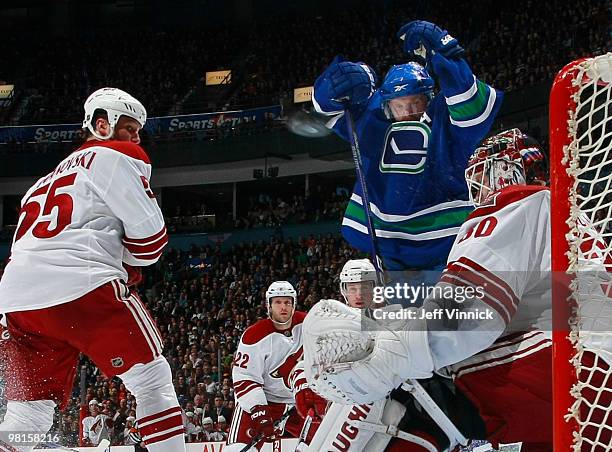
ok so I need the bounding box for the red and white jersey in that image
[232,312,306,413]
[0,140,167,313]
[445,185,552,334]
[82,414,111,446]
[429,185,612,369]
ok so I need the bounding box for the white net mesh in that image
[563,53,612,452]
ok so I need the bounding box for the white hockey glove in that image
[303,299,435,405]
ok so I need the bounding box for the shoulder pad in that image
[469,185,549,220]
[241,319,277,345]
[241,312,307,345]
[292,311,307,325]
[78,140,151,164]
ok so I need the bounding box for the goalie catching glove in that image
[302,299,435,405]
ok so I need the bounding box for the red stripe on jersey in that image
[123,228,168,259]
[128,248,165,262]
[140,414,183,437]
[442,270,515,321]
[143,427,185,446]
[468,185,548,221]
[445,261,518,318]
[441,273,511,324]
[458,257,519,303]
[453,337,551,375]
[138,406,182,426]
[234,380,263,398]
[451,257,519,308]
[126,239,168,257]
[123,227,167,245]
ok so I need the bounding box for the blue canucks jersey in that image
[313,54,503,270]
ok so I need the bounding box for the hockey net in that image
[550,53,612,451]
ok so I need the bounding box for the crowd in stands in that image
[231,0,611,108]
[20,233,355,446]
[164,186,351,233]
[1,0,609,127]
[0,27,241,125]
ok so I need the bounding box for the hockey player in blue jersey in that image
[313,20,504,271]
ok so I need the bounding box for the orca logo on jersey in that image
[380,122,431,174]
[1,330,9,341]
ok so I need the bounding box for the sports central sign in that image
[0,105,281,144]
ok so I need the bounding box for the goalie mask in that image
[380,63,434,122]
[465,128,545,206]
[340,259,377,308]
[265,281,297,326]
[83,87,147,141]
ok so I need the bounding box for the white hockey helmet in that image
[340,258,377,304]
[82,87,147,140]
[265,281,296,325]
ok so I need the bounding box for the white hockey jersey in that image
[232,312,306,413]
[82,414,111,446]
[0,140,167,313]
[428,185,612,369]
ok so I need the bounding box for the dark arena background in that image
[0,0,609,451]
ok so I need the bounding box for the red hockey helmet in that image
[465,128,545,205]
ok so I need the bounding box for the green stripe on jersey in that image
[344,200,472,234]
[447,81,490,121]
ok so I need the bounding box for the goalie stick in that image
[344,108,468,450]
[294,408,315,452]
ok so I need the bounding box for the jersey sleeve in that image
[232,333,269,412]
[430,53,503,155]
[91,147,168,266]
[425,188,548,368]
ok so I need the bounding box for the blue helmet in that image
[380,63,435,101]
[380,63,434,121]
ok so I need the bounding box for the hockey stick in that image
[344,108,384,285]
[401,381,468,449]
[344,109,468,449]
[293,408,315,452]
[240,407,296,452]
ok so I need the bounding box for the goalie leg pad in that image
[307,401,381,451]
[0,400,55,451]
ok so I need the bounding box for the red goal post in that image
[550,53,612,451]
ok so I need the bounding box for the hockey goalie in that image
[303,128,612,451]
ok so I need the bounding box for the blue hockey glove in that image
[397,21,464,59]
[321,56,376,108]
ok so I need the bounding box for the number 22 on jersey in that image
[15,173,77,242]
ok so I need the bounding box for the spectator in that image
[204,416,227,442]
[81,399,112,447]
